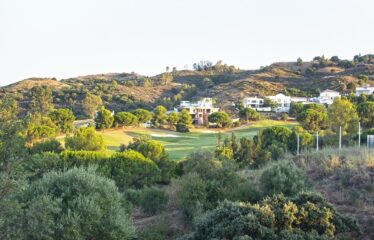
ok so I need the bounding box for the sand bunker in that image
[151,133,179,138]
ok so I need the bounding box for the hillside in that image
[2,55,374,117]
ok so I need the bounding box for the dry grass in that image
[294,148,374,239]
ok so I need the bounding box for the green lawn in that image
[100,120,298,161]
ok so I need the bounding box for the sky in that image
[1,0,374,86]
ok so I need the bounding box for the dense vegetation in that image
[1,55,374,239]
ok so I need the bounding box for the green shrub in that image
[174,173,208,218]
[110,150,161,188]
[176,122,189,132]
[65,127,105,151]
[138,187,169,215]
[24,152,62,180]
[4,167,136,240]
[182,192,360,240]
[29,138,64,154]
[260,160,305,196]
[137,222,168,240]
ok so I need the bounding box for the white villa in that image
[267,93,291,112]
[179,98,219,124]
[243,94,293,113]
[356,85,374,96]
[243,97,271,112]
[311,89,340,105]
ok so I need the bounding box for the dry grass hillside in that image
[2,56,374,115]
[2,78,70,92]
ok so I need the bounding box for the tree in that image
[152,105,167,126]
[297,108,327,132]
[5,167,136,240]
[25,113,58,142]
[296,57,303,66]
[167,112,179,129]
[208,112,232,128]
[160,73,173,85]
[239,108,259,121]
[29,138,63,154]
[133,109,152,124]
[49,108,75,133]
[178,109,192,126]
[328,98,359,136]
[125,136,167,163]
[0,97,28,238]
[289,102,304,117]
[65,126,105,151]
[288,126,313,153]
[82,94,102,118]
[201,77,213,88]
[95,107,114,130]
[29,86,54,115]
[357,101,374,128]
[280,113,289,121]
[260,160,305,196]
[114,112,138,127]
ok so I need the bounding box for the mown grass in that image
[99,120,298,161]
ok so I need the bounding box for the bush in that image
[182,192,360,240]
[239,108,260,121]
[59,150,111,175]
[260,160,305,196]
[65,127,105,151]
[176,122,189,132]
[29,138,64,154]
[114,112,138,127]
[208,112,232,128]
[4,167,136,240]
[138,187,169,215]
[49,108,75,133]
[23,152,62,180]
[174,173,208,218]
[110,150,161,188]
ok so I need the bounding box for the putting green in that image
[99,120,298,161]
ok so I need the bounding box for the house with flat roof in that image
[312,89,340,105]
[266,93,291,112]
[243,96,271,112]
[356,85,374,96]
[179,98,219,125]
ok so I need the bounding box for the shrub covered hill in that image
[1,54,374,118]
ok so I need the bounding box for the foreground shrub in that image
[24,152,62,180]
[110,150,161,189]
[125,187,168,215]
[4,167,135,240]
[182,192,360,240]
[59,150,111,175]
[174,173,208,218]
[65,127,105,151]
[260,160,305,196]
[29,138,64,154]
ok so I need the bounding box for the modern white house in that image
[355,85,374,96]
[179,98,219,125]
[312,89,341,105]
[243,96,263,108]
[266,93,291,112]
[243,97,271,111]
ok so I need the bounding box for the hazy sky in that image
[1,0,374,86]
